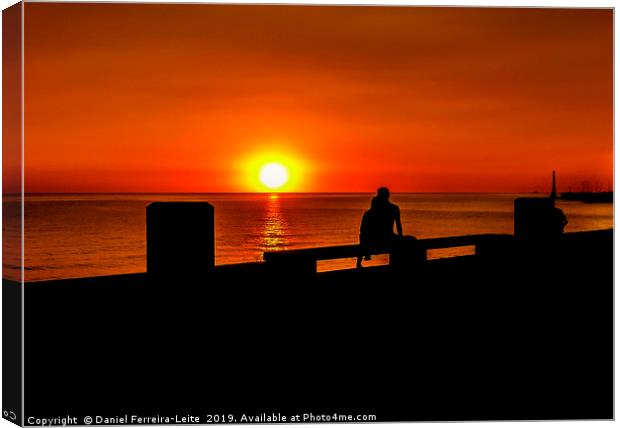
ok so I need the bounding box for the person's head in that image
[377,187,390,201]
[370,196,380,209]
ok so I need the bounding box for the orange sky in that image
[22,4,612,193]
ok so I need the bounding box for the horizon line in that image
[4,190,574,196]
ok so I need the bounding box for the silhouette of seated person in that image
[356,187,404,268]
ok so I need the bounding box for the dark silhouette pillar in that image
[147,202,215,278]
[514,197,555,240]
[389,236,425,270]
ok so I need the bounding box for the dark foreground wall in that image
[21,230,612,422]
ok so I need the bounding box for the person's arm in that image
[360,212,369,243]
[395,206,403,237]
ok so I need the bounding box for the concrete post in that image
[389,236,425,270]
[146,202,215,278]
[514,197,555,240]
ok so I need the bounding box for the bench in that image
[263,234,508,275]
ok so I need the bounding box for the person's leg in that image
[358,241,370,267]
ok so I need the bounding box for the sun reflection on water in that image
[260,194,289,252]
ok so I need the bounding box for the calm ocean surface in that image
[3,193,614,281]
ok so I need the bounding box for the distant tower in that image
[550,170,557,200]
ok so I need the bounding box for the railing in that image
[263,233,511,275]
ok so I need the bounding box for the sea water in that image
[2,193,613,281]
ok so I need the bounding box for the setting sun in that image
[20,5,612,194]
[259,162,289,190]
[240,150,310,192]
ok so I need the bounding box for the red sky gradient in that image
[23,4,612,193]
